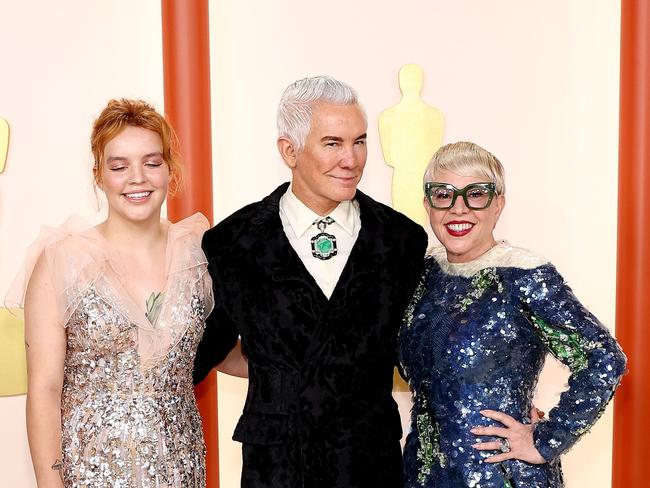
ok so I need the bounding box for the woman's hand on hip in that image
[470,408,546,465]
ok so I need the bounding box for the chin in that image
[118,208,160,223]
[440,239,474,262]
[332,187,357,202]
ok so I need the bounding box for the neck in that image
[290,186,340,216]
[307,201,338,217]
[447,238,499,264]
[98,211,166,253]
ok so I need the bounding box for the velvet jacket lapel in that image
[249,183,381,361]
[327,190,382,320]
[250,183,329,321]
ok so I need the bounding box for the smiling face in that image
[98,125,169,224]
[278,103,367,215]
[426,169,505,263]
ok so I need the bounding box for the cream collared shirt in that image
[279,185,361,299]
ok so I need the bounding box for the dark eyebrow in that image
[321,136,343,143]
[320,134,367,143]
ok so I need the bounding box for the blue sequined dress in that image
[399,242,626,488]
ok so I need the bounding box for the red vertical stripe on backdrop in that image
[161,1,219,487]
[613,1,650,486]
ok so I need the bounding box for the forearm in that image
[522,264,627,460]
[26,387,64,488]
[194,304,240,383]
[533,334,625,461]
[22,250,67,487]
[216,340,248,378]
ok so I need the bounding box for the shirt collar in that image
[280,185,358,238]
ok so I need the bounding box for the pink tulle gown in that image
[9,213,214,488]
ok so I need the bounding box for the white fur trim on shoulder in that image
[428,241,548,277]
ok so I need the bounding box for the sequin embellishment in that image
[456,267,503,312]
[529,314,598,373]
[61,283,208,488]
[399,243,626,487]
[403,259,432,330]
[415,394,446,486]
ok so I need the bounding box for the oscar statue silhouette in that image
[0,117,9,174]
[379,64,444,226]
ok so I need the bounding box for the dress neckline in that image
[73,214,207,328]
[77,220,170,325]
[429,240,548,277]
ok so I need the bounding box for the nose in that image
[340,143,365,170]
[449,195,469,214]
[128,163,146,184]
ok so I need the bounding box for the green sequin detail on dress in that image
[457,267,504,312]
[402,259,432,331]
[498,463,516,488]
[415,395,446,486]
[530,314,599,373]
[145,291,164,324]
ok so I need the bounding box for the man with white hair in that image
[194,76,427,487]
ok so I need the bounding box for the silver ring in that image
[499,438,511,453]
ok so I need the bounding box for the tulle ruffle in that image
[6,213,214,369]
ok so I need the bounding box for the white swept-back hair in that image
[277,76,364,152]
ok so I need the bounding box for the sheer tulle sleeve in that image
[6,213,214,367]
[5,216,105,328]
[165,213,213,324]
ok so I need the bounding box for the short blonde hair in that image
[424,141,505,194]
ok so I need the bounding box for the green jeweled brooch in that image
[310,217,337,260]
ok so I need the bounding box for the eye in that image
[145,161,164,168]
[467,189,488,199]
[354,139,366,146]
[324,141,339,147]
[433,190,452,200]
[109,166,127,172]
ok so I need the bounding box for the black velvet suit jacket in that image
[194,183,427,488]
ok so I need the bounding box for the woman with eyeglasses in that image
[399,141,626,487]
